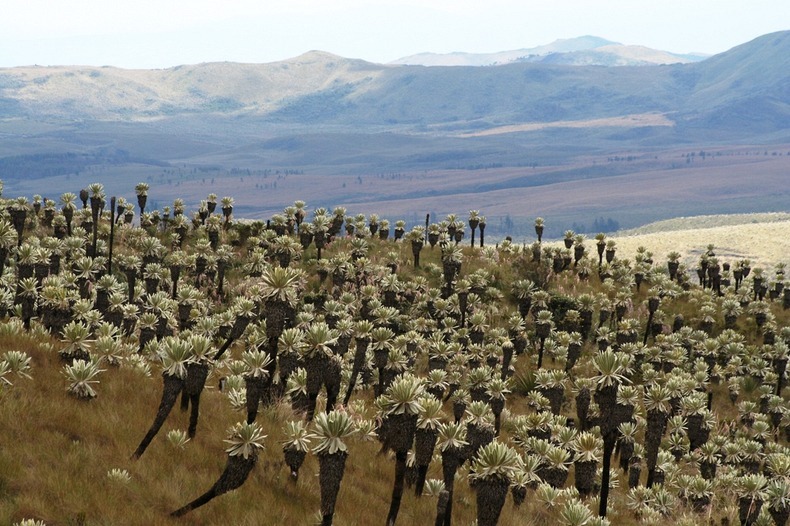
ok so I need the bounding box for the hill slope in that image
[390,36,706,66]
[610,214,790,270]
[0,32,787,240]
[0,31,786,136]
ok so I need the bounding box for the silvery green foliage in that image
[167,429,191,449]
[469,441,519,481]
[224,421,266,459]
[312,411,355,455]
[107,468,132,484]
[64,359,104,399]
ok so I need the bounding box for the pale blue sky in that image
[0,0,787,68]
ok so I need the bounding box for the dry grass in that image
[618,212,790,235]
[540,214,790,271]
[0,234,468,526]
[458,112,674,137]
[609,218,790,271]
[0,323,490,525]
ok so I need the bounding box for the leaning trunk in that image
[739,497,764,526]
[342,338,370,406]
[323,356,342,413]
[181,362,210,438]
[171,451,258,517]
[132,373,184,459]
[386,451,409,526]
[598,433,616,517]
[383,411,418,524]
[645,410,669,487]
[441,446,464,526]
[576,388,591,430]
[305,353,329,421]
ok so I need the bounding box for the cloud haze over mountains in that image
[389,36,709,67]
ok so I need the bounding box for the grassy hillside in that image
[604,213,790,270]
[0,324,446,525]
[0,237,530,526]
[0,53,384,120]
[618,213,790,235]
[1,188,790,525]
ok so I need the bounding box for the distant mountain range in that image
[389,35,709,67]
[0,32,788,237]
[0,31,785,137]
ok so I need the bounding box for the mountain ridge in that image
[0,31,788,239]
[389,35,708,67]
[0,31,784,135]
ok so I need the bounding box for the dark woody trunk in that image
[180,362,210,438]
[318,451,348,526]
[132,373,184,459]
[171,451,258,517]
[472,476,509,526]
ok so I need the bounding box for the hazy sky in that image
[1,0,787,68]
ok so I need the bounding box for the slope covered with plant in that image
[1,184,790,526]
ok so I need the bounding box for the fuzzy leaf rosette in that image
[312,410,356,455]
[224,421,266,459]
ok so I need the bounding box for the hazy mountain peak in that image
[389,35,705,67]
[538,35,620,53]
[286,50,349,64]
